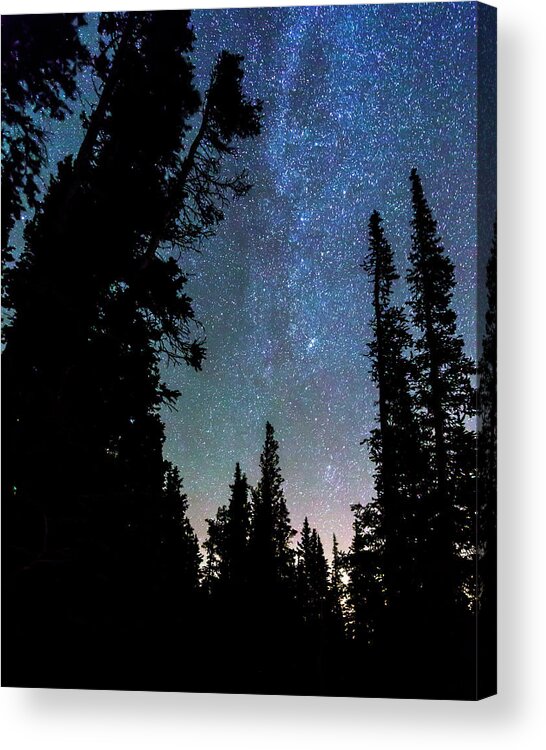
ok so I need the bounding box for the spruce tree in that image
[347,502,383,646]
[250,422,295,589]
[328,534,346,640]
[1,13,89,253]
[406,169,476,611]
[204,505,229,594]
[362,210,426,611]
[477,221,497,692]
[478,221,497,517]
[225,463,251,588]
[3,11,202,513]
[296,519,329,626]
[204,462,251,592]
[3,10,263,528]
[2,12,263,686]
[296,517,313,616]
[309,529,329,623]
[158,462,202,594]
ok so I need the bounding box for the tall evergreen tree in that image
[478,222,497,521]
[309,529,329,622]
[203,462,251,592]
[1,13,89,255]
[406,168,476,612]
[225,463,251,588]
[158,462,202,594]
[296,518,329,626]
[328,534,346,640]
[3,11,201,512]
[477,221,497,693]
[203,505,229,594]
[296,516,313,615]
[2,11,263,688]
[3,10,263,539]
[250,422,295,589]
[347,502,383,646]
[362,210,426,611]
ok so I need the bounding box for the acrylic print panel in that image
[1,2,496,700]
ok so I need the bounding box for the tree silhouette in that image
[159,461,202,595]
[204,504,229,594]
[143,49,263,263]
[1,13,89,255]
[347,502,383,647]
[2,10,263,691]
[203,462,251,593]
[296,516,313,615]
[477,220,497,695]
[406,169,476,612]
[296,518,329,626]
[328,534,346,641]
[1,10,494,699]
[362,210,427,615]
[3,10,263,554]
[250,422,296,589]
[3,11,202,518]
[225,463,252,588]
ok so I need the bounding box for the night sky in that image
[21,3,495,552]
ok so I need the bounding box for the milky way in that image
[17,3,496,552]
[162,3,495,552]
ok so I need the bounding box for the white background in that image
[1,0,545,747]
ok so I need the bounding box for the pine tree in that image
[347,502,383,646]
[156,462,202,596]
[328,534,346,640]
[143,49,263,263]
[204,505,229,594]
[3,10,263,530]
[2,12,263,686]
[204,462,251,593]
[406,169,476,611]
[250,422,295,589]
[1,13,89,254]
[296,519,329,626]
[478,222,497,516]
[309,529,329,622]
[3,11,201,512]
[225,463,251,588]
[477,221,497,692]
[296,517,313,615]
[362,210,426,610]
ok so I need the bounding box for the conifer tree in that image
[3,10,263,527]
[3,11,201,511]
[250,422,295,589]
[328,534,346,640]
[2,12,263,686]
[362,210,426,610]
[203,462,251,592]
[406,169,476,609]
[159,462,202,594]
[296,518,329,625]
[296,517,313,615]
[477,221,497,691]
[309,529,329,622]
[143,49,263,262]
[204,505,229,594]
[225,463,251,588]
[478,221,497,515]
[1,13,89,253]
[347,502,383,646]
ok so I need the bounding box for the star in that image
[15,3,495,554]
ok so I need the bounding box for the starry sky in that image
[18,3,496,552]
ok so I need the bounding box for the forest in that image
[1,10,496,699]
